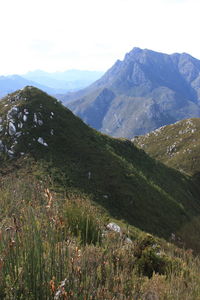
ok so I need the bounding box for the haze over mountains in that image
[65,47,200,138]
[0,70,104,99]
[0,75,57,98]
[3,47,200,140]
[23,69,104,93]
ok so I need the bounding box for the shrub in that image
[63,198,102,245]
[136,247,168,278]
[134,234,172,278]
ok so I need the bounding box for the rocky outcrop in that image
[65,48,200,138]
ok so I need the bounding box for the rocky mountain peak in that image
[124,47,144,61]
[0,86,60,159]
[65,48,200,138]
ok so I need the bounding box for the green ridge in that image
[0,87,200,248]
[134,118,200,177]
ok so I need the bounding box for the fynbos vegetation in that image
[1,87,200,299]
[1,175,200,299]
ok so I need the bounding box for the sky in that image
[0,0,199,75]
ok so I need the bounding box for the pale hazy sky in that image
[0,0,199,74]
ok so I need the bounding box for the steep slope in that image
[2,171,200,299]
[1,87,200,247]
[64,48,200,138]
[134,118,200,177]
[1,89,200,298]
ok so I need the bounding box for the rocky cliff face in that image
[64,48,200,138]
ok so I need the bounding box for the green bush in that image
[136,247,168,278]
[135,234,170,278]
[63,199,102,245]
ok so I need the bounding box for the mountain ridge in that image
[0,74,65,98]
[0,70,104,99]
[23,69,104,94]
[64,47,200,138]
[1,87,200,250]
[134,117,200,177]
[2,87,200,299]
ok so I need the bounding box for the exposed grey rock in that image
[0,140,4,152]
[18,122,23,129]
[7,106,18,121]
[65,48,200,138]
[24,109,29,115]
[8,150,14,157]
[37,137,48,147]
[18,112,22,119]
[15,131,22,137]
[33,113,37,123]
[8,122,16,135]
[125,237,132,244]
[23,115,27,122]
[38,120,43,126]
[106,222,121,233]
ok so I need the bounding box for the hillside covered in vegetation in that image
[134,118,200,177]
[1,87,200,299]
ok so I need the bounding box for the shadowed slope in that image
[0,87,200,246]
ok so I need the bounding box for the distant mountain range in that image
[0,70,104,98]
[64,47,200,138]
[0,75,57,98]
[23,69,104,93]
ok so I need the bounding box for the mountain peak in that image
[124,47,166,61]
[2,85,56,106]
[124,47,147,63]
[0,86,62,159]
[129,47,143,54]
[66,47,200,138]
